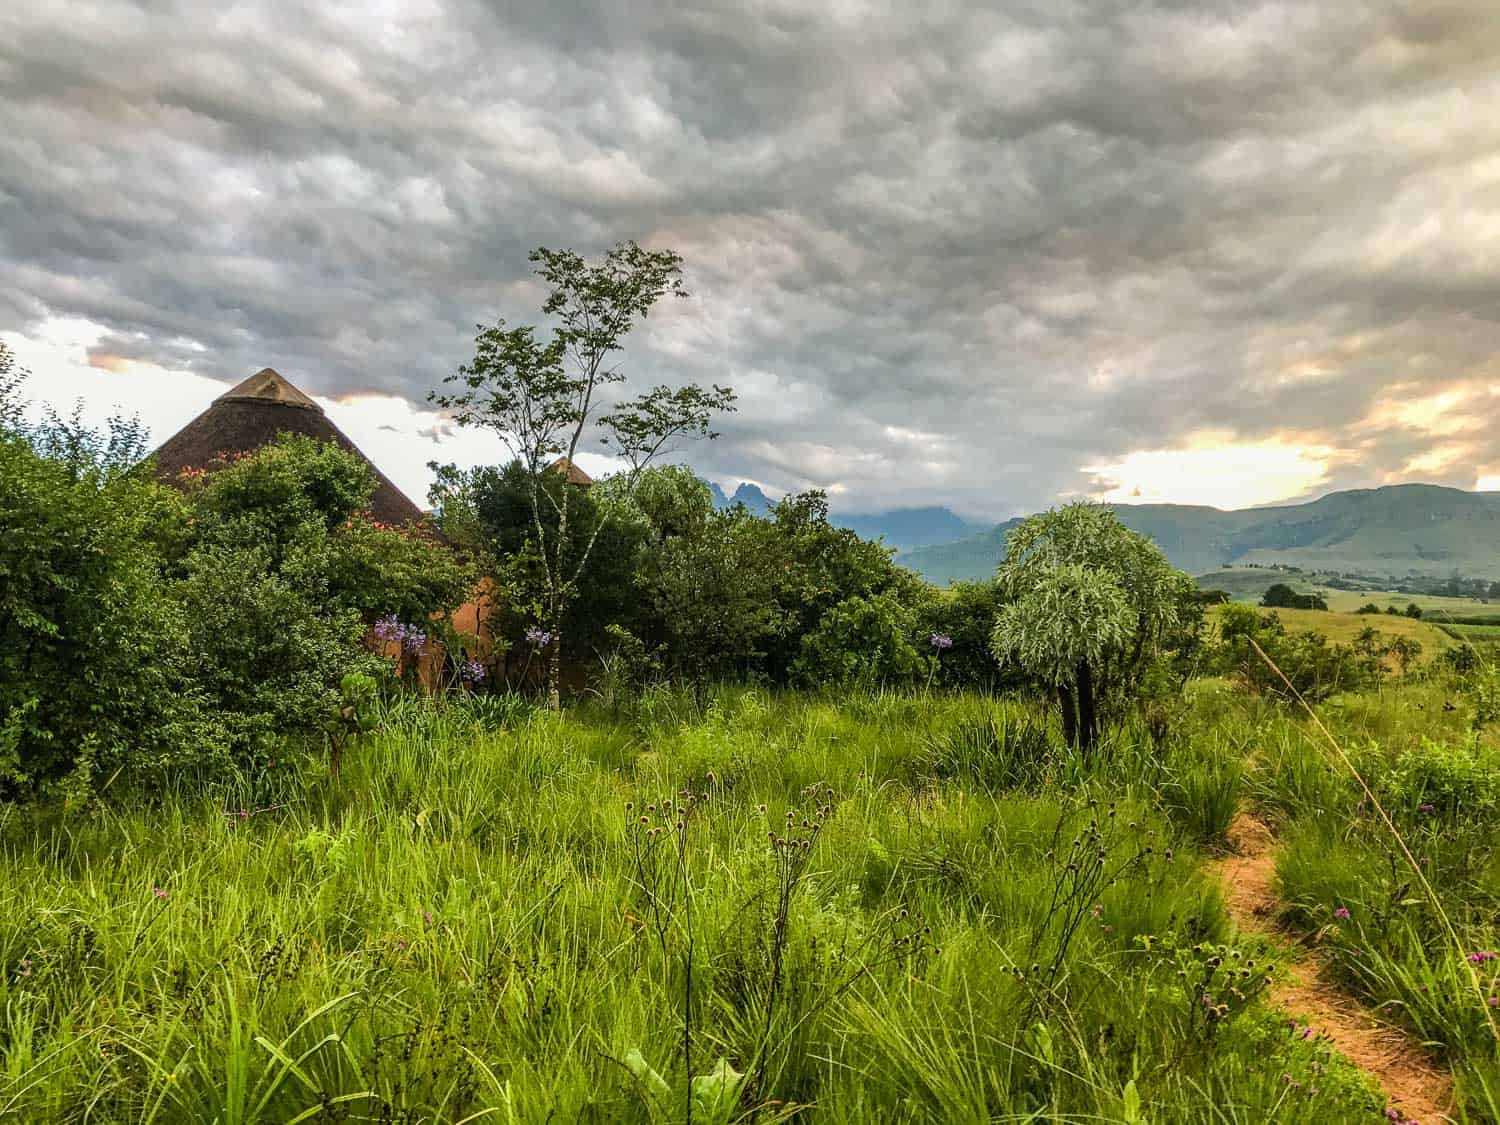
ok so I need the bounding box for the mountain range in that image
[898,484,1500,584]
[706,481,979,550]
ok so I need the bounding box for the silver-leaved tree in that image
[433,242,736,708]
[990,503,1197,752]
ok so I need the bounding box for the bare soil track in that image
[1213,812,1455,1124]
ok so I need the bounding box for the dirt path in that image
[1214,813,1455,1124]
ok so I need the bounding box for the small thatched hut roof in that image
[548,456,594,488]
[151,367,426,526]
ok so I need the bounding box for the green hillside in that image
[902,483,1500,585]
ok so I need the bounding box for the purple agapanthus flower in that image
[402,628,427,655]
[459,660,485,684]
[373,614,405,644]
[525,626,553,648]
[929,632,953,652]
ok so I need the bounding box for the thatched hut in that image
[548,456,594,488]
[151,367,425,526]
[152,367,497,690]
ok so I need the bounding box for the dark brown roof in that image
[548,456,594,487]
[151,367,426,527]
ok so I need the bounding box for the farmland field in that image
[1321,591,1500,620]
[1438,622,1500,643]
[1197,570,1500,621]
[4,683,1500,1123]
[1212,605,1455,666]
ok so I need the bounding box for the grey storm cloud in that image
[3,0,1500,517]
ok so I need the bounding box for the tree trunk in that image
[548,482,571,712]
[547,632,562,711]
[1076,660,1097,755]
[1057,684,1078,748]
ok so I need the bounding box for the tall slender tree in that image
[433,242,735,707]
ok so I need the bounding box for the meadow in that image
[1257,607,1453,660]
[5,678,1500,1123]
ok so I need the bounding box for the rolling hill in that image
[901,484,1500,585]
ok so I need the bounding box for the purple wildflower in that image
[152,886,169,901]
[1333,906,1351,920]
[1419,802,1435,813]
[1467,951,1499,964]
[929,632,953,652]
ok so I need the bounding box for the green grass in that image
[1440,623,1500,643]
[1227,675,1500,1122]
[1321,590,1500,619]
[0,687,1401,1123]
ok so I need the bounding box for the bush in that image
[793,593,925,688]
[175,536,384,759]
[917,581,1023,692]
[1217,605,1378,703]
[0,429,225,799]
[1377,738,1500,818]
[176,436,472,759]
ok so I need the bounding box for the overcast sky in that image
[5,1,1500,519]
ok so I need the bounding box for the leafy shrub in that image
[917,581,1023,692]
[793,592,925,688]
[1378,738,1500,818]
[176,536,383,758]
[0,424,225,798]
[177,436,471,760]
[1443,643,1480,677]
[1217,605,1378,703]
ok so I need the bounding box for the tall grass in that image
[0,689,1392,1122]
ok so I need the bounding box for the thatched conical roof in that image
[548,456,594,487]
[151,367,426,526]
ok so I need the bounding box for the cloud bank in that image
[4,0,1500,517]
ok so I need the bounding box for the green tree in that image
[432,242,735,707]
[429,459,646,677]
[1261,583,1327,611]
[751,491,924,682]
[990,503,1196,753]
